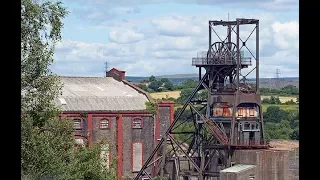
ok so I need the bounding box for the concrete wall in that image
[232,149,289,180]
[220,166,256,180]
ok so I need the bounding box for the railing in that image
[192,57,252,66]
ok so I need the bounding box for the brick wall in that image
[92,116,117,160]
[62,100,175,180]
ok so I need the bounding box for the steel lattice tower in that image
[134,18,268,180]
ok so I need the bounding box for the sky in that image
[51,0,299,78]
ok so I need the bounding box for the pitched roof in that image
[55,76,150,112]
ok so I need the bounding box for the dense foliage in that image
[21,0,116,179]
[264,106,299,140]
[260,85,299,96]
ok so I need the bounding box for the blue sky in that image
[51,0,299,77]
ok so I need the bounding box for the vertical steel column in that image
[256,21,260,93]
[209,22,212,52]
[199,67,202,81]
[236,19,240,91]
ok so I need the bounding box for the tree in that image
[21,1,116,179]
[149,80,162,92]
[264,106,289,123]
[182,79,198,89]
[21,0,68,127]
[149,75,156,82]
[160,78,174,91]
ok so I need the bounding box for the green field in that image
[262,104,298,112]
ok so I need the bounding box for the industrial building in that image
[134,18,290,180]
[54,68,174,179]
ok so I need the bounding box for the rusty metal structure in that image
[134,18,268,180]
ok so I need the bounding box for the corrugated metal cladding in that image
[55,76,150,111]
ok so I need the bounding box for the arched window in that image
[73,119,82,129]
[132,118,143,129]
[100,118,110,129]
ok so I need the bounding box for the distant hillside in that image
[157,74,200,78]
[126,75,299,89]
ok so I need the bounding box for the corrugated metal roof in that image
[220,164,256,173]
[55,76,150,111]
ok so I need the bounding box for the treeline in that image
[139,76,299,97]
[258,85,298,96]
[262,96,298,105]
[136,77,198,92]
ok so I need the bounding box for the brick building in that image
[54,68,174,179]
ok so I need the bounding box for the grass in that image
[262,104,299,112]
[150,91,181,99]
[150,91,297,103]
[261,96,297,103]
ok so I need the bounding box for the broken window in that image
[100,119,109,129]
[132,118,143,129]
[73,119,81,129]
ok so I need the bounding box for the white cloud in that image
[109,29,145,44]
[150,16,204,37]
[261,0,298,11]
[272,21,299,50]
[53,8,298,77]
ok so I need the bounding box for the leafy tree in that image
[290,127,299,140]
[261,96,281,104]
[176,88,195,104]
[164,81,174,91]
[182,79,198,89]
[149,75,156,82]
[136,84,149,92]
[149,80,163,92]
[264,106,289,123]
[283,99,296,105]
[21,1,116,179]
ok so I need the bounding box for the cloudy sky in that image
[51,0,299,78]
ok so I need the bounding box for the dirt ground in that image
[269,140,299,151]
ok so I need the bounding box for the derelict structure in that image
[134,18,269,180]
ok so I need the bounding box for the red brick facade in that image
[61,101,174,179]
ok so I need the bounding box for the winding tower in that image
[134,18,268,180]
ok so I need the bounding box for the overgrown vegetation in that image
[21,1,116,179]
[145,101,158,115]
[262,95,298,105]
[260,85,299,96]
[264,106,299,140]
